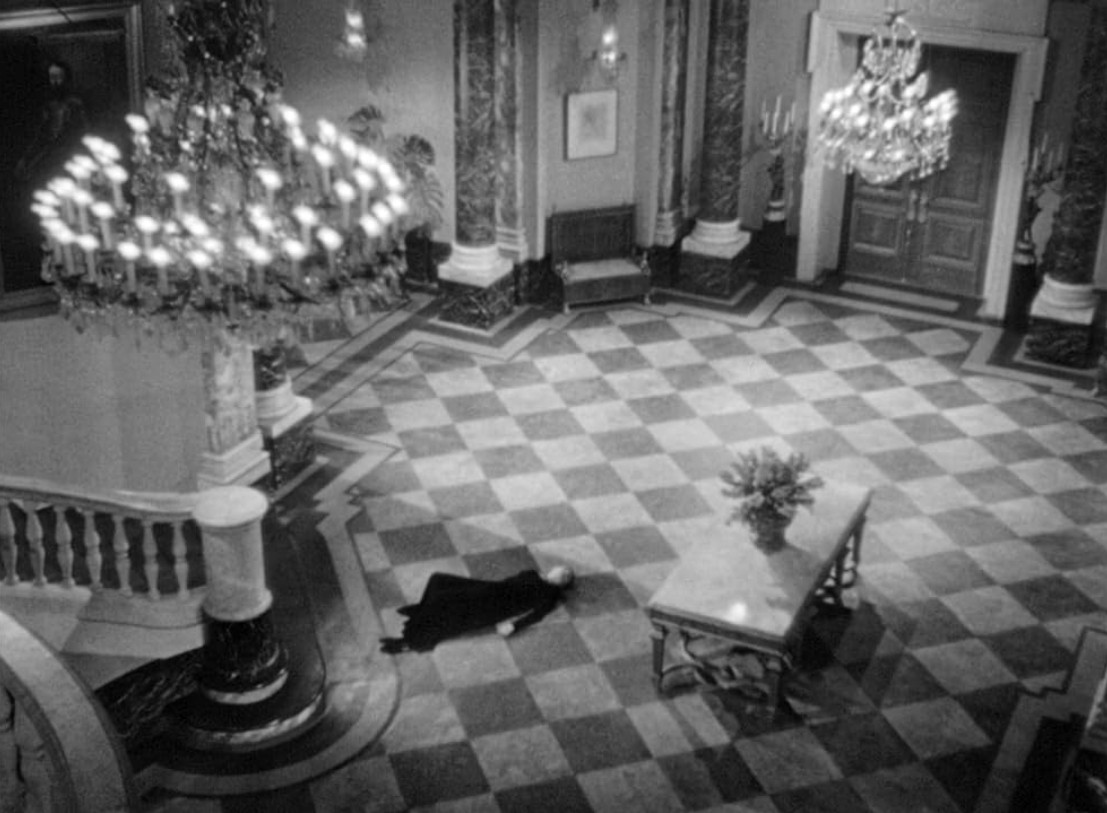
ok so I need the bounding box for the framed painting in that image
[0,2,143,308]
[565,88,618,160]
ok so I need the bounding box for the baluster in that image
[0,500,16,586]
[171,520,190,600]
[82,509,103,591]
[14,703,53,813]
[112,516,132,597]
[55,506,74,588]
[25,502,45,587]
[0,687,19,811]
[141,519,159,600]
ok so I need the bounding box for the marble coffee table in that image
[647,482,872,710]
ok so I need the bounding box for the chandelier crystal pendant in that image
[817,11,958,186]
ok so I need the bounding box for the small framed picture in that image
[565,88,618,160]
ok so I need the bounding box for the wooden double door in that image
[842,46,1015,297]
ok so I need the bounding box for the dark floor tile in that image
[553,463,628,500]
[849,652,947,709]
[599,652,659,707]
[462,547,541,582]
[637,484,714,522]
[379,523,457,566]
[590,346,652,374]
[441,391,509,423]
[763,348,828,376]
[955,467,1035,504]
[868,448,946,482]
[811,712,916,777]
[997,397,1068,428]
[507,620,594,675]
[374,374,438,404]
[621,318,683,345]
[786,428,861,463]
[705,411,775,444]
[1047,488,1107,525]
[550,710,651,772]
[1027,529,1107,571]
[591,427,664,460]
[451,677,544,738]
[898,598,975,648]
[428,481,505,519]
[955,682,1024,743]
[666,745,764,804]
[894,413,966,444]
[657,749,730,809]
[837,365,906,393]
[906,551,995,596]
[915,380,985,410]
[594,525,677,569]
[553,376,620,406]
[626,393,697,424]
[771,779,871,813]
[976,430,1052,464]
[525,330,584,358]
[862,335,925,362]
[413,346,478,374]
[563,572,640,617]
[397,425,468,459]
[735,378,802,407]
[1007,575,1101,622]
[223,784,316,812]
[473,445,547,479]
[984,625,1075,680]
[327,406,390,436]
[690,332,754,360]
[362,568,406,610]
[516,409,586,441]
[786,321,851,346]
[814,396,884,427]
[661,362,727,391]
[925,745,997,812]
[481,360,546,389]
[509,504,589,543]
[495,776,593,813]
[1065,449,1107,484]
[390,742,490,807]
[356,459,421,496]
[931,507,1014,547]
[670,446,736,481]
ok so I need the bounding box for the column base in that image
[259,394,316,490]
[677,245,751,299]
[199,610,288,704]
[681,218,751,260]
[437,244,516,329]
[197,432,271,491]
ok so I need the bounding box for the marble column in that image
[196,331,270,490]
[495,0,526,263]
[681,0,751,296]
[439,0,515,329]
[654,0,690,249]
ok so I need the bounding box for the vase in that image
[747,512,791,552]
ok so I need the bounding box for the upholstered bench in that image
[547,205,651,313]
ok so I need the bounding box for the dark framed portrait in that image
[0,2,143,308]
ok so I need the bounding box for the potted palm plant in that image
[721,447,824,551]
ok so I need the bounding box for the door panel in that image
[843,45,1014,297]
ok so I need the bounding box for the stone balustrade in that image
[0,474,207,631]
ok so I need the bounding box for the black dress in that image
[380,570,564,653]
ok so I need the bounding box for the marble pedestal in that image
[679,219,751,298]
[437,243,515,330]
[256,380,315,491]
[1026,275,1101,368]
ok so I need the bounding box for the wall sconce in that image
[591,0,626,81]
[336,0,369,61]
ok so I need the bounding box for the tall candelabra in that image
[758,95,795,224]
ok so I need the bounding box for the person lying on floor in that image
[380,566,575,653]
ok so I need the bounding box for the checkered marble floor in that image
[165,285,1107,812]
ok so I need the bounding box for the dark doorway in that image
[842,45,1015,297]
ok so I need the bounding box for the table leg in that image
[650,624,667,692]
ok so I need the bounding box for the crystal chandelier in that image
[817,11,958,185]
[29,0,411,351]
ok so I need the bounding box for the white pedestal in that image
[438,242,512,287]
[682,218,751,260]
[196,432,270,491]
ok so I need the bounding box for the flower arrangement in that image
[721,447,824,528]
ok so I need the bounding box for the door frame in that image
[799,10,1048,319]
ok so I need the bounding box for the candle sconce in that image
[1016,135,1065,263]
[590,0,626,82]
